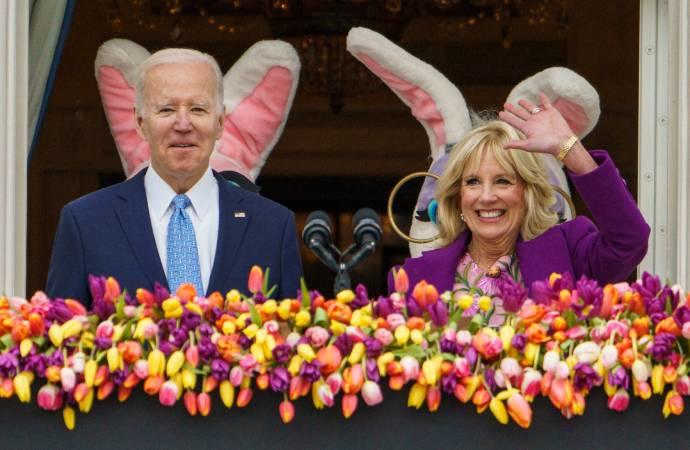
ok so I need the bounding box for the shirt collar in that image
[144,165,217,220]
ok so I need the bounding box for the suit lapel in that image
[207,171,249,295]
[114,170,168,290]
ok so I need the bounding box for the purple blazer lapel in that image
[516,228,574,292]
[114,169,168,290]
[404,232,470,293]
[206,171,250,295]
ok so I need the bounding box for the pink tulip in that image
[606,320,629,339]
[426,385,441,412]
[564,325,587,340]
[500,357,522,379]
[60,367,76,392]
[197,392,211,416]
[342,393,358,418]
[663,390,684,417]
[507,393,532,428]
[520,369,542,401]
[548,378,573,409]
[37,384,63,411]
[229,366,244,387]
[159,380,179,407]
[373,328,393,346]
[236,388,253,407]
[386,314,406,330]
[453,357,471,378]
[317,383,335,407]
[183,391,198,416]
[675,375,690,396]
[682,322,690,339]
[279,400,295,424]
[400,356,420,382]
[185,345,199,368]
[455,330,472,346]
[393,268,409,294]
[361,381,383,406]
[607,388,630,412]
[326,372,342,395]
[133,360,149,379]
[343,364,365,394]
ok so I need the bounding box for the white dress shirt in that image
[144,165,219,293]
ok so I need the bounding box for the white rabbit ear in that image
[214,40,301,181]
[507,67,600,139]
[95,39,151,178]
[346,27,471,160]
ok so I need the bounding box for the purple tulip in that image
[574,362,602,391]
[497,275,528,313]
[572,276,603,319]
[649,332,676,361]
[210,358,230,380]
[428,301,449,327]
[606,365,629,390]
[364,338,383,358]
[673,305,690,327]
[334,333,353,356]
[272,344,291,364]
[441,373,457,394]
[353,284,370,308]
[511,333,527,351]
[153,282,170,304]
[374,296,395,318]
[270,367,290,392]
[406,296,424,317]
[46,299,75,324]
[365,358,380,383]
[0,352,19,377]
[300,361,322,382]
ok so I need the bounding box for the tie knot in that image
[172,194,191,211]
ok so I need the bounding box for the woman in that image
[390,94,650,320]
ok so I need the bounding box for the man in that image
[47,48,302,306]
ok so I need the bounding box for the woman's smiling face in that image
[459,149,526,245]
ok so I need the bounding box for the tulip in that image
[607,388,630,412]
[0,378,13,398]
[144,375,164,395]
[499,325,515,351]
[361,380,384,406]
[159,380,179,406]
[73,383,89,403]
[408,382,427,409]
[548,378,573,409]
[60,367,76,392]
[166,350,185,377]
[343,364,364,394]
[230,366,244,386]
[63,406,76,431]
[426,385,441,412]
[542,350,560,373]
[316,383,335,407]
[394,326,410,346]
[507,393,532,428]
[675,375,690,396]
[472,388,491,413]
[635,380,652,400]
[489,397,509,425]
[412,280,439,310]
[45,366,61,384]
[147,349,166,377]
[84,360,98,387]
[279,400,295,423]
[326,372,342,395]
[97,380,115,400]
[632,360,650,382]
[663,390,684,417]
[422,358,440,386]
[348,342,366,365]
[106,346,122,373]
[652,364,665,394]
[394,268,409,294]
[123,372,140,389]
[400,356,420,382]
[342,393,358,418]
[72,352,86,373]
[133,359,149,379]
[500,357,522,380]
[182,367,197,390]
[61,319,82,340]
[118,386,132,402]
[316,346,342,375]
[48,323,63,347]
[78,387,95,413]
[184,391,198,416]
[520,369,542,401]
[248,265,263,295]
[600,344,619,369]
[37,384,63,411]
[236,388,253,407]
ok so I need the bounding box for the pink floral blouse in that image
[453,252,522,326]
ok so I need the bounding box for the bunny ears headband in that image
[95,29,601,258]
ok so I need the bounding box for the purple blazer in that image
[388,151,651,295]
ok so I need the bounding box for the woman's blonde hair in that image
[435,120,558,245]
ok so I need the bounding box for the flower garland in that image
[0,266,688,430]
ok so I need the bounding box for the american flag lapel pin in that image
[234,211,246,218]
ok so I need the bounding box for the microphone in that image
[302,210,339,272]
[346,208,383,270]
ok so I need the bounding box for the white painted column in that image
[0,1,28,296]
[639,0,690,287]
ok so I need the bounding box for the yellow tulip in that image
[19,339,33,358]
[148,349,166,377]
[219,380,235,408]
[181,367,197,390]
[225,289,241,304]
[78,387,94,413]
[330,320,346,336]
[84,360,98,388]
[261,300,278,315]
[652,365,665,394]
[489,397,509,424]
[255,329,267,344]
[185,302,203,316]
[377,352,395,376]
[61,319,83,339]
[336,289,355,304]
[106,347,121,372]
[348,342,366,365]
[408,382,427,409]
[48,324,63,347]
[288,355,303,376]
[63,406,76,430]
[297,343,316,362]
[277,300,292,320]
[523,343,539,365]
[222,321,236,335]
[410,329,424,345]
[499,325,515,351]
[395,326,410,346]
[295,310,312,328]
[166,351,185,377]
[250,343,266,363]
[13,372,32,403]
[422,359,440,386]
[242,324,259,339]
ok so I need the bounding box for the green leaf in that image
[563,310,577,328]
[300,277,310,309]
[266,285,277,299]
[248,302,262,326]
[468,314,483,334]
[262,267,271,293]
[0,334,13,350]
[440,352,456,361]
[122,322,133,341]
[391,344,426,359]
[314,307,329,327]
[115,292,126,320]
[449,309,464,324]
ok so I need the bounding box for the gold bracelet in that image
[556,135,578,161]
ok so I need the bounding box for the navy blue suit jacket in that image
[46,169,303,306]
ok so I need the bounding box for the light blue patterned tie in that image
[166,194,203,295]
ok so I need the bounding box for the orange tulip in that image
[117,385,132,402]
[342,364,364,394]
[518,303,546,327]
[144,375,164,395]
[236,388,253,407]
[656,316,682,337]
[548,378,573,410]
[184,391,198,416]
[507,393,532,428]
[256,373,270,391]
[412,280,438,309]
[104,277,121,302]
[525,323,549,343]
[633,317,650,337]
[426,385,441,412]
[394,268,409,294]
[472,388,491,413]
[136,288,156,307]
[176,283,197,303]
[388,374,405,391]
[279,400,295,423]
[198,392,211,416]
[325,302,352,324]
[342,393,358,418]
[97,380,115,400]
[316,345,342,375]
[248,266,264,295]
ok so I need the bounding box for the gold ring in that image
[387,172,441,244]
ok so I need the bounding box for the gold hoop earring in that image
[460,212,465,222]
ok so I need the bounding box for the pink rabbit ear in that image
[346,27,471,160]
[95,39,151,178]
[506,67,601,139]
[214,40,300,181]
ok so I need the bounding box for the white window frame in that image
[639,0,690,287]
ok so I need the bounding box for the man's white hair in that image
[135,48,224,116]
